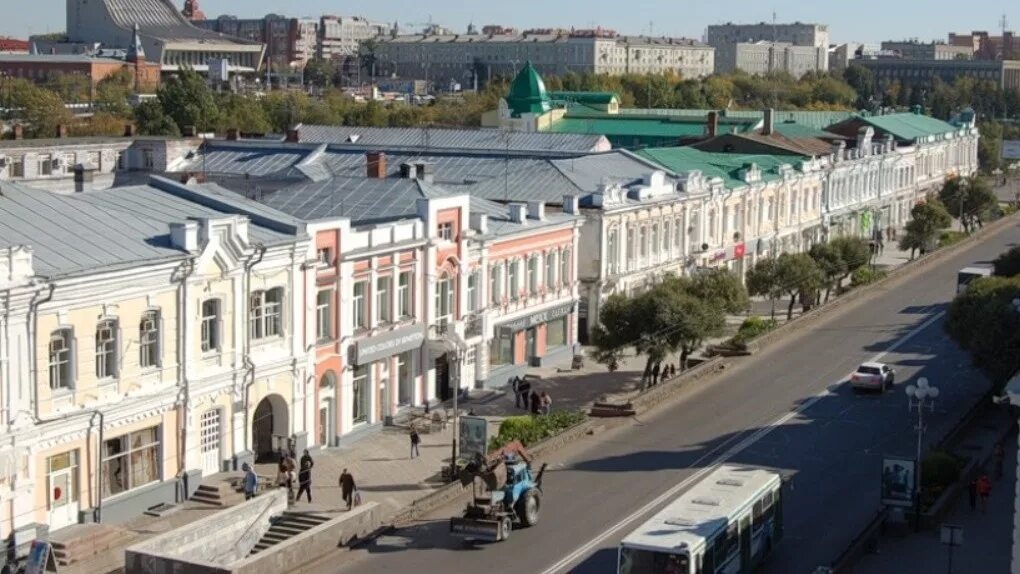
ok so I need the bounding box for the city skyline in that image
[1,0,1016,46]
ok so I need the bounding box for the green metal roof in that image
[545,111,758,139]
[619,109,857,131]
[634,147,805,190]
[856,112,960,141]
[506,61,551,117]
[772,121,841,139]
[548,91,620,105]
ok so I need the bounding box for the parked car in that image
[851,362,895,392]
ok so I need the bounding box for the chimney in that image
[399,162,415,179]
[762,108,775,136]
[12,125,23,140]
[508,203,528,224]
[182,125,197,137]
[73,164,94,193]
[707,110,719,138]
[562,194,580,215]
[527,201,546,221]
[285,128,300,142]
[366,151,387,179]
[831,140,845,162]
[123,124,136,137]
[469,212,489,235]
[226,128,240,141]
[55,124,68,139]
[415,161,434,183]
[169,221,200,251]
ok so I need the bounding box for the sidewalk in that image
[855,408,1017,574]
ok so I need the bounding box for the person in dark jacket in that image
[518,378,532,409]
[511,376,522,408]
[339,468,356,510]
[530,390,541,415]
[300,449,314,470]
[410,427,421,459]
[296,460,312,503]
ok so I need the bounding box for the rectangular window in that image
[143,149,154,169]
[435,276,454,327]
[547,317,567,348]
[607,230,618,275]
[95,320,118,379]
[249,288,284,340]
[437,222,454,241]
[467,271,479,312]
[527,257,539,295]
[316,247,333,266]
[49,329,74,390]
[490,263,503,304]
[488,331,513,367]
[352,281,367,329]
[201,299,221,353]
[10,156,24,178]
[397,271,413,319]
[316,290,333,342]
[139,311,160,369]
[397,351,414,405]
[352,365,369,424]
[377,276,392,323]
[561,249,571,285]
[38,154,53,176]
[508,262,520,300]
[545,252,556,289]
[102,426,160,498]
[63,153,75,174]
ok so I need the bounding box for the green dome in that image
[506,61,551,117]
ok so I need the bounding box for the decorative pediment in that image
[193,216,254,277]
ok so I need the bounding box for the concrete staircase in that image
[190,474,246,507]
[248,512,331,556]
[49,523,127,567]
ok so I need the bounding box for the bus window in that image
[618,548,690,574]
[713,523,739,567]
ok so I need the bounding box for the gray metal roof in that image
[103,0,256,44]
[0,54,126,64]
[549,150,679,191]
[0,179,299,278]
[293,125,606,155]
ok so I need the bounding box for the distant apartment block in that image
[374,28,714,87]
[853,57,1020,92]
[948,30,1018,60]
[193,14,319,68]
[880,40,973,61]
[318,16,388,59]
[707,21,829,75]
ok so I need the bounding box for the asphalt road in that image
[334,219,1020,574]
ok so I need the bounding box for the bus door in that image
[739,514,752,572]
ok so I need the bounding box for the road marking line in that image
[540,310,947,574]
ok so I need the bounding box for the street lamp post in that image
[906,377,939,532]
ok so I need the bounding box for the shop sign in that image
[498,302,574,335]
[353,324,426,365]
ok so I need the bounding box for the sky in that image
[2,0,1016,45]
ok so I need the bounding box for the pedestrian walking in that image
[511,376,521,408]
[242,463,258,500]
[410,427,421,459]
[651,362,661,386]
[977,474,992,513]
[519,377,532,410]
[968,478,978,511]
[300,449,314,470]
[540,391,552,415]
[296,460,312,503]
[670,364,676,377]
[529,389,541,415]
[995,443,1005,480]
[280,452,296,493]
[339,468,356,510]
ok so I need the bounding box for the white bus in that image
[617,465,783,574]
[957,265,992,294]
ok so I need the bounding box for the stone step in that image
[49,523,125,566]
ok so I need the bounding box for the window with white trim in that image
[527,256,539,295]
[139,311,160,369]
[95,320,118,380]
[377,276,392,323]
[316,247,333,267]
[435,273,454,327]
[545,252,556,289]
[561,249,571,285]
[489,263,503,304]
[200,299,221,353]
[249,288,284,340]
[398,271,413,319]
[102,426,160,497]
[49,329,74,390]
[467,271,479,312]
[352,281,367,329]
[508,261,520,300]
[316,290,333,342]
[437,222,454,241]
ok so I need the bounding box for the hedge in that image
[487,409,587,451]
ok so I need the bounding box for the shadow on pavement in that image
[361,520,485,554]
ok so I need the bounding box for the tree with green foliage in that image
[133,99,180,136]
[899,200,952,259]
[809,242,847,302]
[675,268,749,314]
[938,176,999,233]
[829,236,872,286]
[157,67,220,133]
[303,58,338,88]
[95,68,134,117]
[775,253,824,320]
[8,78,73,138]
[945,274,1020,388]
[216,92,272,134]
[745,257,783,320]
[993,246,1020,278]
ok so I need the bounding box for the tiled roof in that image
[292,125,604,155]
[635,147,802,190]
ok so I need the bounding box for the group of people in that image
[509,376,553,415]
[648,363,677,387]
[240,449,360,510]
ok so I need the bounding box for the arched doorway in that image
[252,394,289,463]
[318,372,336,448]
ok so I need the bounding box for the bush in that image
[487,409,587,451]
[938,230,968,249]
[1003,203,1018,217]
[851,267,887,287]
[921,451,964,509]
[730,316,779,346]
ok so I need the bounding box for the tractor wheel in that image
[500,516,513,541]
[516,488,541,527]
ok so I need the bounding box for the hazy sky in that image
[3,0,1016,45]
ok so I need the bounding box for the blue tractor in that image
[450,441,547,542]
